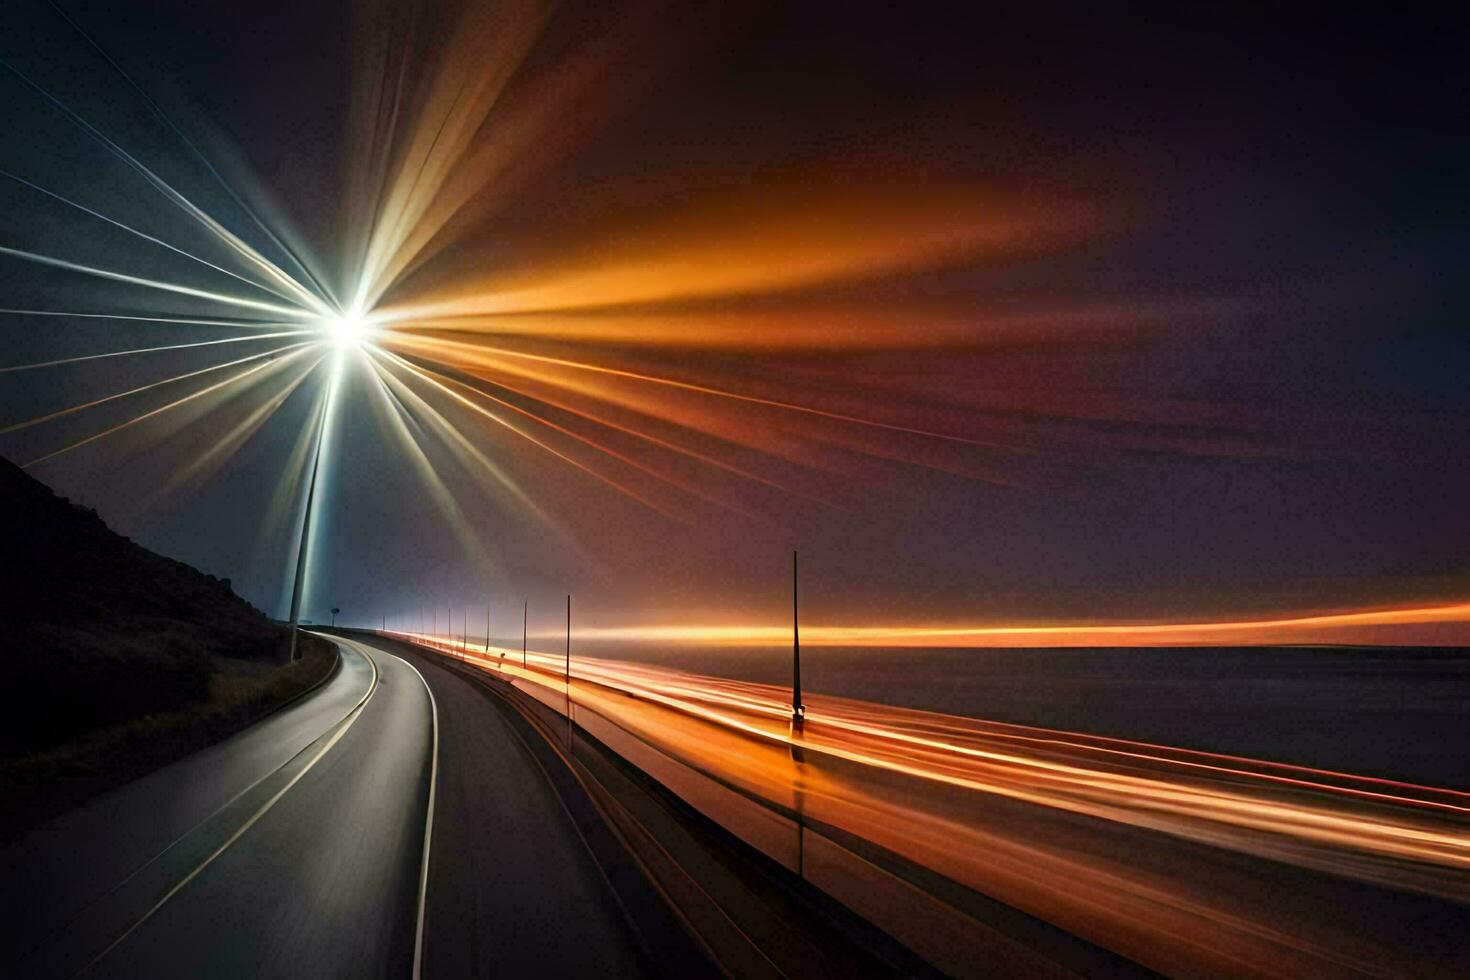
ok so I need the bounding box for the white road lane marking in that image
[334,634,440,980]
[74,641,380,976]
[389,647,440,980]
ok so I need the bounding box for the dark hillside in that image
[0,456,334,835]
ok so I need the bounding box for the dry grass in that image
[0,634,337,841]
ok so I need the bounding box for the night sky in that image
[1,1,1467,635]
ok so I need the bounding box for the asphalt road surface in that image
[1,632,682,979]
[388,641,656,979]
[3,635,431,977]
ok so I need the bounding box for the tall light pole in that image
[522,599,528,669]
[286,386,334,661]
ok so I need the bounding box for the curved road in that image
[1,632,674,979]
[3,636,428,977]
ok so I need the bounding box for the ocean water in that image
[575,642,1470,789]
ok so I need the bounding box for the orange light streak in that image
[383,332,1025,452]
[370,345,679,518]
[578,600,1470,648]
[400,347,821,503]
[389,628,1470,974]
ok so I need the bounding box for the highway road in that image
[2,635,431,977]
[1,632,724,979]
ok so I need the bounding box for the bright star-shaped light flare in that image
[323,308,368,348]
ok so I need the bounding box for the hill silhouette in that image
[0,456,333,835]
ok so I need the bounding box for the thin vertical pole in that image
[286,386,332,662]
[486,604,491,653]
[522,600,528,669]
[565,593,573,745]
[792,550,803,723]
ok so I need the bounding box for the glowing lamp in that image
[324,308,367,347]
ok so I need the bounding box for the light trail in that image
[401,632,1470,877]
[395,631,1470,976]
[575,601,1470,647]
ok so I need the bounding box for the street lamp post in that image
[286,389,333,662]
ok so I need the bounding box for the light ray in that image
[0,309,299,328]
[0,330,312,373]
[0,340,316,436]
[44,0,339,306]
[385,332,1027,452]
[350,0,552,311]
[150,353,325,504]
[0,244,315,319]
[0,57,331,316]
[370,345,678,518]
[380,349,719,518]
[390,353,761,520]
[442,358,831,506]
[360,353,504,580]
[23,345,316,468]
[363,346,559,529]
[0,168,305,305]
